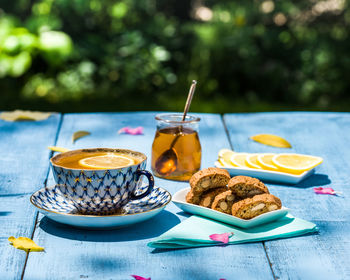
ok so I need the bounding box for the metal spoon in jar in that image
[155,80,197,176]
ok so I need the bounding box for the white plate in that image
[215,161,315,184]
[172,187,289,228]
[30,184,171,229]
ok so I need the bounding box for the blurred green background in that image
[1,0,350,113]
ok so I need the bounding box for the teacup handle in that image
[130,170,155,200]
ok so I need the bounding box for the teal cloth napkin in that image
[148,214,317,249]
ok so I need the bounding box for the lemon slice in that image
[79,154,134,169]
[272,153,323,174]
[218,148,237,167]
[230,153,252,168]
[245,154,263,169]
[257,153,279,171]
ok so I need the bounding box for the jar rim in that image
[155,113,200,124]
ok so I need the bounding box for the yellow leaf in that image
[8,236,44,252]
[0,110,51,121]
[72,130,91,143]
[48,146,70,153]
[250,134,292,148]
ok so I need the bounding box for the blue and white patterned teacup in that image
[50,148,154,215]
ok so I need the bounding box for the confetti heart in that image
[131,275,151,280]
[118,126,144,135]
[209,232,234,244]
[313,187,341,195]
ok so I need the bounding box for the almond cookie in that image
[231,194,282,220]
[199,187,227,208]
[190,167,230,195]
[211,190,236,214]
[186,189,201,205]
[228,175,269,198]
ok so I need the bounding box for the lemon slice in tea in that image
[79,154,134,169]
[272,153,323,174]
[218,148,237,167]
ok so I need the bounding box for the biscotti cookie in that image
[211,190,236,214]
[199,187,227,208]
[231,194,282,220]
[186,190,201,205]
[190,167,230,195]
[228,175,269,198]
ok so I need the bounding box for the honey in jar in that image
[151,114,201,181]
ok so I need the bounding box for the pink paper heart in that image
[131,275,151,280]
[209,232,234,244]
[118,126,144,135]
[313,187,338,195]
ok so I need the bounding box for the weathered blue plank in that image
[23,112,273,280]
[0,114,61,280]
[223,112,350,279]
[0,114,61,195]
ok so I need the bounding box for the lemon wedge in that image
[257,153,279,171]
[230,153,252,168]
[218,148,237,167]
[272,153,323,174]
[79,154,134,169]
[245,154,263,169]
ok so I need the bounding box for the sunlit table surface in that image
[1,111,349,280]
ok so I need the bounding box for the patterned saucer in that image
[30,184,171,229]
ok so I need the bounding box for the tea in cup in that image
[50,148,154,215]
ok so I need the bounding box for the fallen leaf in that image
[313,187,341,196]
[72,130,91,143]
[250,134,292,148]
[118,126,143,135]
[131,275,151,280]
[8,236,44,252]
[209,232,234,244]
[48,146,70,153]
[0,110,51,122]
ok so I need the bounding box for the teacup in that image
[50,148,154,215]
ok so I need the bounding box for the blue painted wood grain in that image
[23,112,274,280]
[224,112,350,279]
[0,114,61,279]
[0,114,61,195]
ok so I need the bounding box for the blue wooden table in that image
[1,112,349,280]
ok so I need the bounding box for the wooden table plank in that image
[23,112,274,280]
[223,112,350,279]
[0,114,61,280]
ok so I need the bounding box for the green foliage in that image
[1,0,350,112]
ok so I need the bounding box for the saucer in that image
[172,187,289,229]
[30,184,171,229]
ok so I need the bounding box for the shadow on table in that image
[294,174,331,188]
[39,210,180,242]
[269,173,331,188]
